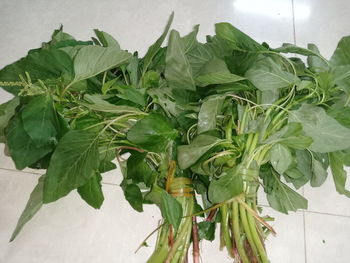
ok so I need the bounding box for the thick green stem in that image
[221,204,233,257]
[239,203,260,262]
[246,204,269,263]
[232,202,249,263]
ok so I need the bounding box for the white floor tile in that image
[305,212,350,263]
[294,0,350,58]
[0,169,160,263]
[304,173,350,216]
[264,207,306,263]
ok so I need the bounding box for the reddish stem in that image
[192,216,200,263]
[169,225,174,248]
[206,209,217,222]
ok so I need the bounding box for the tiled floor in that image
[1,0,350,262]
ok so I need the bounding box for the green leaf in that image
[306,44,330,72]
[81,94,142,114]
[198,221,216,241]
[208,167,244,203]
[263,169,308,214]
[0,49,74,94]
[310,157,328,187]
[330,36,350,66]
[180,25,199,54]
[77,173,104,209]
[186,43,214,77]
[197,96,224,134]
[93,29,120,48]
[215,23,265,52]
[264,122,312,150]
[127,152,156,187]
[0,97,19,142]
[290,104,350,152]
[5,114,52,170]
[116,85,146,107]
[124,184,144,212]
[73,45,131,83]
[141,12,174,76]
[329,151,350,197]
[165,30,196,91]
[10,175,45,242]
[270,144,293,174]
[275,43,328,61]
[127,113,177,153]
[246,56,299,91]
[177,135,223,169]
[43,130,100,203]
[196,72,245,87]
[160,192,183,230]
[21,94,58,147]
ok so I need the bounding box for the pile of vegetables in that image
[2,13,350,262]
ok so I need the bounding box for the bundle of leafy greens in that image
[2,13,350,262]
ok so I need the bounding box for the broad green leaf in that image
[215,23,265,52]
[307,44,330,72]
[160,192,183,230]
[270,144,293,174]
[141,12,174,76]
[264,122,312,150]
[329,151,350,197]
[328,104,350,129]
[263,169,308,214]
[180,25,200,54]
[5,114,52,170]
[81,94,142,114]
[0,49,74,94]
[21,94,58,147]
[310,157,328,187]
[116,85,146,107]
[177,135,224,169]
[127,152,156,187]
[165,30,196,91]
[275,43,328,62]
[246,56,299,91]
[127,113,177,153]
[73,45,131,83]
[330,36,350,66]
[10,175,45,242]
[187,43,214,77]
[94,29,120,48]
[290,104,350,152]
[195,58,244,87]
[197,96,224,134]
[124,184,143,212]
[43,130,100,203]
[126,55,139,87]
[77,173,104,209]
[208,167,244,203]
[0,97,19,142]
[196,72,245,87]
[198,221,216,241]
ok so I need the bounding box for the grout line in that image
[302,186,307,263]
[291,0,297,44]
[303,209,350,219]
[259,203,350,218]
[0,167,43,176]
[102,182,118,186]
[303,211,307,263]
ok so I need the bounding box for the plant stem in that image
[232,202,249,263]
[192,217,200,263]
[239,202,260,262]
[221,204,233,257]
[246,203,269,263]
